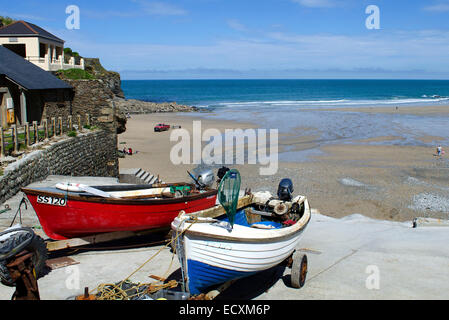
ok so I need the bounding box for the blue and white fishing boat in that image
[171,170,312,296]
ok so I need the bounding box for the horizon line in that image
[120,78,449,81]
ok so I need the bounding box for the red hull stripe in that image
[25,194,217,240]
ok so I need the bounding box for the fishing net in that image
[217,169,241,229]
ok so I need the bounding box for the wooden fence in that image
[0,114,91,157]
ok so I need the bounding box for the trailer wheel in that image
[28,234,48,279]
[291,252,307,289]
[0,233,48,287]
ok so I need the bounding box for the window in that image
[40,43,46,58]
[3,44,26,58]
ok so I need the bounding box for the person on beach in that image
[437,145,443,156]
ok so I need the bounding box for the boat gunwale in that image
[21,184,218,205]
[172,198,311,243]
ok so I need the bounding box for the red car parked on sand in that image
[154,123,170,132]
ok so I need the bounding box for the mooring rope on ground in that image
[93,214,197,300]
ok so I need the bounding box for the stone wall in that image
[39,89,74,122]
[0,129,118,204]
[64,79,126,134]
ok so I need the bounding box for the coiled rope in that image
[93,213,197,300]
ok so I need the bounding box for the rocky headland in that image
[84,58,199,115]
[113,98,199,115]
[55,57,199,134]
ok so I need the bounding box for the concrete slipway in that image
[0,175,448,300]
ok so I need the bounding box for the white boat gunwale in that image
[171,195,311,243]
[172,192,312,295]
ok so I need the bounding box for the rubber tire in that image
[28,234,48,279]
[291,253,307,289]
[0,234,48,287]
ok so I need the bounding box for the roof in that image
[0,46,72,90]
[0,21,64,44]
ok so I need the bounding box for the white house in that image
[0,46,74,128]
[0,20,84,72]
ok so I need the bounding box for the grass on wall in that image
[56,69,95,80]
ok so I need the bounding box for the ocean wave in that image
[210,97,449,108]
[218,99,348,106]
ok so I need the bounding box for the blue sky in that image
[3,0,449,79]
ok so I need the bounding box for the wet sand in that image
[316,104,449,115]
[118,111,449,223]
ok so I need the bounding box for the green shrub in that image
[56,69,95,80]
[83,124,91,130]
[67,131,77,137]
[0,16,16,26]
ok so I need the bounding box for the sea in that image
[122,79,449,109]
[122,79,449,161]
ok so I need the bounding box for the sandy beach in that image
[118,106,449,223]
[118,113,257,182]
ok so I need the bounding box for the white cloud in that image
[63,28,449,79]
[227,19,249,32]
[136,1,188,16]
[83,10,140,19]
[292,0,336,8]
[85,1,188,18]
[1,12,48,21]
[424,2,449,12]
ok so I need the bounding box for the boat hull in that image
[183,228,306,295]
[23,187,217,240]
[172,197,311,295]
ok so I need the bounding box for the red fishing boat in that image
[21,182,218,240]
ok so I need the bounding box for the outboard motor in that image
[277,178,294,201]
[217,167,230,184]
[196,169,215,188]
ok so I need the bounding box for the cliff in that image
[63,78,127,135]
[56,58,199,134]
[83,58,125,98]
